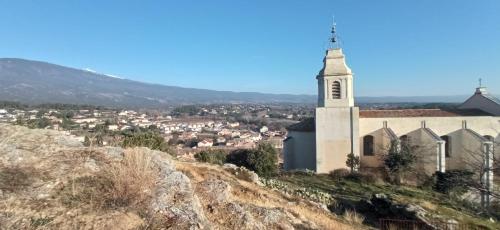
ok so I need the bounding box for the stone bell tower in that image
[317,48,354,108]
[314,22,359,173]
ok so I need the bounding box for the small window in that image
[332,81,341,99]
[363,135,374,156]
[441,136,451,157]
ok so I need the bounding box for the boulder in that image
[223,163,262,186]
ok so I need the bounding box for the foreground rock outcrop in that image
[0,124,352,229]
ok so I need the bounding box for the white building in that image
[284,32,499,204]
[197,139,213,148]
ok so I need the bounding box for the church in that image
[283,26,500,193]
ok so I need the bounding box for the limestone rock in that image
[223,163,262,186]
[0,124,349,229]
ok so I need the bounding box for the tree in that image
[346,153,360,173]
[121,132,173,155]
[226,143,278,177]
[61,117,76,130]
[458,136,499,208]
[434,170,474,196]
[384,140,416,184]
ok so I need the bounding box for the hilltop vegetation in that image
[192,142,500,229]
[1,123,498,229]
[0,124,356,229]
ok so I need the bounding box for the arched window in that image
[332,81,341,99]
[441,136,451,157]
[363,135,374,156]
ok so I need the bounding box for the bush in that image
[433,170,473,196]
[122,132,172,154]
[194,149,227,165]
[329,168,350,181]
[329,169,377,183]
[226,143,278,177]
[344,172,377,184]
[346,153,360,172]
[27,117,51,129]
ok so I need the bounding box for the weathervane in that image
[330,16,340,48]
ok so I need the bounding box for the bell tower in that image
[317,20,354,108]
[314,21,360,173]
[317,48,354,107]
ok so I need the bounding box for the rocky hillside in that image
[0,124,354,229]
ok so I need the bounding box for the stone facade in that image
[284,47,500,202]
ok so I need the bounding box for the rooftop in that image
[359,108,491,118]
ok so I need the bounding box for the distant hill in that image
[0,58,315,108]
[1,58,495,108]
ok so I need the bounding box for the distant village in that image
[0,103,316,158]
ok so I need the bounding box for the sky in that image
[0,0,499,96]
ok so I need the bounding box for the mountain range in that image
[0,58,317,107]
[0,58,488,108]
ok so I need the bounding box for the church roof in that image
[482,93,500,105]
[287,117,315,132]
[359,109,491,118]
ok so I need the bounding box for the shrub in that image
[194,149,227,165]
[344,172,377,184]
[226,143,278,177]
[329,169,377,183]
[289,169,316,176]
[433,170,473,196]
[345,153,360,172]
[27,117,51,129]
[329,168,350,181]
[122,132,173,154]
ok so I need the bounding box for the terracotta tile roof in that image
[287,117,315,132]
[359,109,491,118]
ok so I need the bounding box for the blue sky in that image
[1,0,499,96]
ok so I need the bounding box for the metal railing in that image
[379,219,488,230]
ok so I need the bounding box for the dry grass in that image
[343,210,365,225]
[103,148,158,208]
[60,148,158,209]
[176,161,359,230]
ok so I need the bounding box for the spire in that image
[476,78,488,95]
[330,16,340,48]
